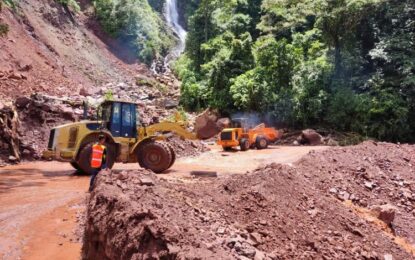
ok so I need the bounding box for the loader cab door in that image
[120,103,136,138]
[100,102,137,138]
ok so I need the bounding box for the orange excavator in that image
[217,118,281,151]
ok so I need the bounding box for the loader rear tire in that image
[240,138,250,151]
[77,142,116,175]
[137,141,173,174]
[256,136,268,150]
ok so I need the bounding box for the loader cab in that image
[99,101,138,138]
[231,118,250,130]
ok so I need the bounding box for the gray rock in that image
[8,155,18,162]
[249,232,262,245]
[139,176,155,186]
[364,181,374,190]
[235,242,256,258]
[164,99,179,109]
[216,227,225,235]
[329,188,338,194]
[22,149,32,156]
[299,129,323,145]
[371,204,397,225]
[384,254,393,260]
[254,250,266,260]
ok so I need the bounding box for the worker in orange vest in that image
[89,135,107,192]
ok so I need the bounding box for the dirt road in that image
[0,145,326,260]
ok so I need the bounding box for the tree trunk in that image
[62,4,77,25]
[0,106,21,161]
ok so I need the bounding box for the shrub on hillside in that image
[57,0,80,12]
[93,0,175,64]
[0,22,8,36]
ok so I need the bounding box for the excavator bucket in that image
[194,109,229,140]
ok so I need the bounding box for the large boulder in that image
[298,129,323,145]
[370,204,397,225]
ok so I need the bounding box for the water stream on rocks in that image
[165,0,187,56]
[151,0,187,74]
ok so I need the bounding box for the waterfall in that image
[165,0,187,56]
[151,0,187,74]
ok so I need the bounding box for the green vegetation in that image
[93,0,176,64]
[0,0,9,36]
[104,90,114,101]
[177,0,200,28]
[2,0,18,10]
[56,0,80,12]
[175,0,415,142]
[0,23,8,36]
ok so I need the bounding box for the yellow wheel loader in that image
[42,100,219,174]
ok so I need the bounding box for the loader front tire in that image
[240,138,250,151]
[70,161,81,171]
[137,141,173,174]
[165,142,176,169]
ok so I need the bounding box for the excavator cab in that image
[98,101,138,139]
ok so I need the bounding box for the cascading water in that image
[152,0,187,74]
[165,0,187,57]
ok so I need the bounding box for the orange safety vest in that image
[91,144,106,168]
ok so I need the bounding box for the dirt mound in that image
[83,170,232,259]
[84,142,415,259]
[296,141,415,246]
[167,136,210,158]
[0,94,82,165]
[0,0,148,102]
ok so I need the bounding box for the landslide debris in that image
[0,94,82,165]
[84,142,415,260]
[167,136,209,158]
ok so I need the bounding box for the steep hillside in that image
[0,0,149,101]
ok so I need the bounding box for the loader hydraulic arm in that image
[139,122,198,140]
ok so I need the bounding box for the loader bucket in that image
[194,109,230,140]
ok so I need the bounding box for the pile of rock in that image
[0,93,83,165]
[167,136,210,158]
[84,146,415,260]
[77,74,181,125]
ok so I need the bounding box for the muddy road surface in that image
[0,145,326,260]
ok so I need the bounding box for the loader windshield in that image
[97,101,138,138]
[100,103,112,122]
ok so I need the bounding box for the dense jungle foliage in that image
[175,0,415,142]
[89,0,414,142]
[93,0,177,64]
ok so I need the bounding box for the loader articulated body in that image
[217,118,281,151]
[43,100,205,174]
